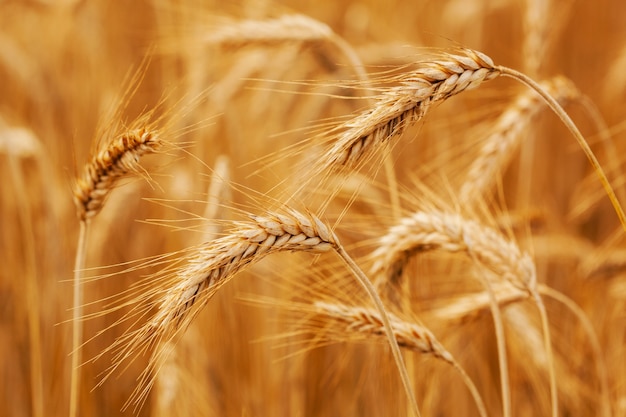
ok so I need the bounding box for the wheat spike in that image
[314,301,454,362]
[73,128,161,221]
[99,209,336,408]
[320,49,500,171]
[312,301,487,417]
[370,210,536,300]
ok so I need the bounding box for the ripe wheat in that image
[314,301,453,362]
[318,48,500,172]
[370,210,536,300]
[73,128,161,221]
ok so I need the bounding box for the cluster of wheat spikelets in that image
[2,1,626,417]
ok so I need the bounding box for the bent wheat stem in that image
[69,221,88,417]
[497,65,626,232]
[334,245,420,417]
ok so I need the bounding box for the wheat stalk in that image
[496,65,626,231]
[70,125,162,417]
[2,124,45,417]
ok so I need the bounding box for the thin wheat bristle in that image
[73,128,161,221]
[314,301,454,363]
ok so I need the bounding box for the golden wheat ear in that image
[369,209,538,417]
[73,128,162,221]
[317,49,500,173]
[99,207,419,416]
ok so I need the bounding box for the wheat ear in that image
[200,14,370,92]
[70,127,161,417]
[101,208,419,416]
[314,301,488,417]
[318,48,500,172]
[370,211,536,296]
[73,128,161,221]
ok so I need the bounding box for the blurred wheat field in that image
[2,0,626,416]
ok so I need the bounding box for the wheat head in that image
[319,48,500,172]
[73,127,161,221]
[370,210,536,302]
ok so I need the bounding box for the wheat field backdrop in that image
[2,0,626,416]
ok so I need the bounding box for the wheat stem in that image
[334,245,421,417]
[7,153,44,417]
[497,65,626,232]
[539,285,612,417]
[531,290,558,417]
[463,232,511,417]
[70,220,88,417]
